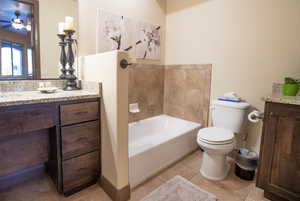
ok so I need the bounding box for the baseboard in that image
[100,176,130,201]
[264,191,288,201]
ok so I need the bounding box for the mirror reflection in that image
[0,0,78,80]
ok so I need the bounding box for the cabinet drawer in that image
[62,121,100,160]
[266,102,300,118]
[0,105,55,139]
[60,101,99,126]
[62,151,100,193]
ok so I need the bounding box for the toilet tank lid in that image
[213,100,250,110]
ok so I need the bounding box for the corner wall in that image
[81,51,129,191]
[165,0,300,152]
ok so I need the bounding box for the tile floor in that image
[0,149,270,201]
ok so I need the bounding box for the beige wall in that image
[165,0,300,152]
[39,0,78,78]
[78,0,166,65]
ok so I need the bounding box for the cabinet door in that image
[258,103,300,201]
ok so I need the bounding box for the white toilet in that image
[197,99,250,180]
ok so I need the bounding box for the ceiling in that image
[0,0,32,34]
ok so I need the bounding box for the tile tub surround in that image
[129,64,165,122]
[164,64,212,126]
[128,64,212,125]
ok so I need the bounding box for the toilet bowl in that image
[196,99,249,180]
[197,127,235,180]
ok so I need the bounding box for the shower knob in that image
[120,59,132,69]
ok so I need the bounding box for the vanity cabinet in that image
[0,98,101,196]
[257,102,300,201]
[59,101,100,195]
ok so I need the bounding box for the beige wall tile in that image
[128,64,211,125]
[128,64,165,122]
[164,64,212,126]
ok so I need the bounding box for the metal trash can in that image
[234,148,258,181]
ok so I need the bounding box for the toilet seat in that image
[198,127,234,145]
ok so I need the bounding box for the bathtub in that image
[129,114,201,188]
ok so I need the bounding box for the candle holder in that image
[63,29,79,91]
[57,34,67,79]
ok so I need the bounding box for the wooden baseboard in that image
[100,176,130,201]
[264,191,288,201]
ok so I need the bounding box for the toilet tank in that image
[212,100,250,133]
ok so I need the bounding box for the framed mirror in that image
[0,0,39,79]
[0,0,78,80]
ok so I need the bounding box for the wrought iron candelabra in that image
[57,34,67,79]
[63,30,79,91]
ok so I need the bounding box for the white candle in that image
[65,16,75,30]
[58,22,65,35]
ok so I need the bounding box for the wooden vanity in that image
[0,97,101,196]
[257,99,300,201]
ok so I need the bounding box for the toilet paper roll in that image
[248,110,261,123]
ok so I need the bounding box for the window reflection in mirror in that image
[0,0,39,79]
[0,0,78,80]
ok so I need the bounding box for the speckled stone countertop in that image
[263,95,300,106]
[0,90,100,107]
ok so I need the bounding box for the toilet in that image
[197,99,250,181]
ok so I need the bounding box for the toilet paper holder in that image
[248,110,264,123]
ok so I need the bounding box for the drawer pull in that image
[74,111,89,116]
[77,137,87,142]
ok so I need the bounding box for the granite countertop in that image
[263,95,300,106]
[0,89,100,107]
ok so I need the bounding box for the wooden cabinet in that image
[257,102,300,201]
[0,98,101,196]
[60,101,100,195]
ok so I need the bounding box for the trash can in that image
[234,148,258,181]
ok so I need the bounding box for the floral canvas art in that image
[96,10,161,60]
[97,10,136,57]
[135,22,161,60]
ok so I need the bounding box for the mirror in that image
[0,0,78,80]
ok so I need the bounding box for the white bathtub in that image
[129,114,201,188]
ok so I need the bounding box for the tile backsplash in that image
[0,79,101,94]
[0,80,65,92]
